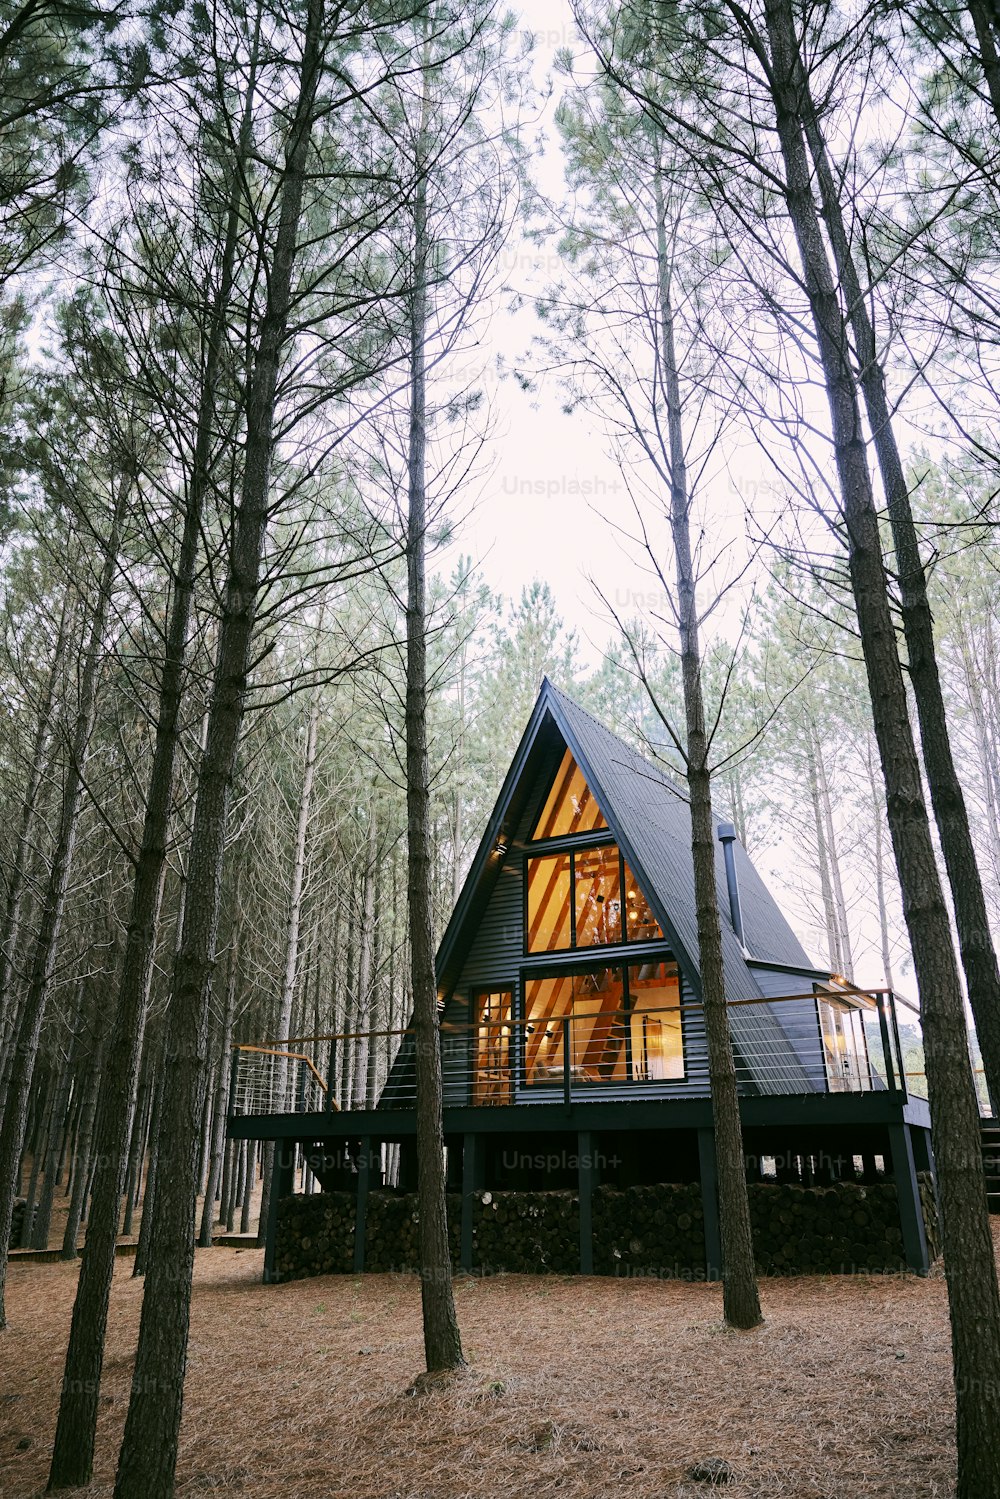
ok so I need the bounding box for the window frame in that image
[517,955,688,1090]
[523,836,663,955]
[470,987,515,1105]
[815,992,873,1094]
[531,748,609,840]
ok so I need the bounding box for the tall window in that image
[527,842,662,952]
[526,748,664,953]
[523,960,683,1085]
[533,748,607,838]
[474,989,513,1104]
[818,996,871,1093]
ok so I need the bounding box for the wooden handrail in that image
[233,1045,336,1106]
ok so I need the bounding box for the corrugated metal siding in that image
[455,861,523,987]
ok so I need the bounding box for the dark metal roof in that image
[543,683,816,984]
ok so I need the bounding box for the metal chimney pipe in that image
[717,822,746,948]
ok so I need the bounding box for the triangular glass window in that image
[532,748,607,839]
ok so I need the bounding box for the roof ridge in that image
[545,680,685,798]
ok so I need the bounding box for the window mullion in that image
[569,850,576,949]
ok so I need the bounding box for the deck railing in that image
[228,987,939,1118]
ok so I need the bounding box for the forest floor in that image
[5,1225,1000,1499]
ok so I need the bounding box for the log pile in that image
[272,1172,940,1282]
[474,1189,579,1274]
[918,1172,941,1260]
[364,1191,462,1273]
[8,1198,32,1247]
[747,1176,938,1274]
[274,1190,355,1279]
[593,1183,706,1279]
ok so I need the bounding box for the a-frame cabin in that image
[229,680,936,1279]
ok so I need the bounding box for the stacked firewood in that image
[274,1190,355,1279]
[747,1177,939,1274]
[364,1191,462,1273]
[474,1189,580,1274]
[593,1182,706,1278]
[273,1171,940,1282]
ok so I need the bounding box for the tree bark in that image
[31,1008,80,1249]
[968,0,1000,131]
[0,586,71,1115]
[868,741,896,991]
[760,2,1000,1487]
[120,1058,153,1237]
[132,1037,167,1279]
[62,1000,112,1259]
[46,16,266,1486]
[813,726,853,981]
[406,132,465,1373]
[0,480,124,1328]
[806,734,840,973]
[352,807,377,1109]
[793,19,1000,1109]
[19,1078,53,1248]
[239,1140,255,1235]
[198,962,236,1246]
[112,3,322,1488]
[653,159,761,1330]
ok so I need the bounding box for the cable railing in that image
[229,986,928,1118]
[229,1045,333,1117]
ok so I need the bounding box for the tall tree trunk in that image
[654,159,761,1330]
[113,6,322,1489]
[46,18,265,1487]
[813,727,853,981]
[62,1001,112,1259]
[967,0,1000,131]
[120,1058,153,1237]
[198,957,236,1246]
[277,694,320,1101]
[239,1140,255,1235]
[326,887,343,1102]
[339,866,360,1109]
[366,852,383,1106]
[132,1037,167,1279]
[806,736,840,973]
[794,24,1000,1109]
[760,2,1000,1486]
[352,808,377,1109]
[19,1078,53,1248]
[0,587,71,1113]
[196,1056,218,1197]
[406,145,464,1373]
[958,620,1000,912]
[255,701,319,1243]
[868,742,896,991]
[221,1138,236,1232]
[31,1006,80,1249]
[729,763,748,849]
[0,482,124,1329]
[452,638,466,906]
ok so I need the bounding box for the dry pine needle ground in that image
[4,1224,999,1499]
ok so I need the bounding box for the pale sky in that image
[432,1,912,988]
[436,0,772,669]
